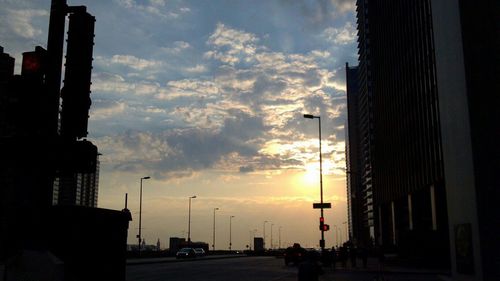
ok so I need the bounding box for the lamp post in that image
[137,176,150,254]
[212,207,219,251]
[303,113,325,251]
[187,196,196,243]
[270,224,274,249]
[263,221,268,249]
[334,225,339,247]
[229,215,235,250]
[343,221,348,243]
[279,226,282,249]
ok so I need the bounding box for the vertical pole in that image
[263,221,267,249]
[212,207,219,251]
[279,226,282,249]
[319,117,325,251]
[138,178,143,252]
[229,216,233,250]
[188,198,192,243]
[270,224,273,249]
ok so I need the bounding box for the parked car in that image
[194,248,205,257]
[176,248,196,259]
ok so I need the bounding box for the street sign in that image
[313,203,331,209]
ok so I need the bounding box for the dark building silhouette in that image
[169,237,186,254]
[0,1,131,280]
[345,63,374,249]
[54,141,100,207]
[348,0,500,280]
[254,237,264,252]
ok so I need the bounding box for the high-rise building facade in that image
[346,62,374,248]
[350,0,499,280]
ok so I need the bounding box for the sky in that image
[1,0,358,250]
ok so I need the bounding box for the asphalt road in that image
[126,256,448,281]
[126,256,297,281]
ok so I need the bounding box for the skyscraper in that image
[346,63,374,248]
[349,0,499,280]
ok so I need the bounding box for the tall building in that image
[346,63,374,248]
[349,0,499,280]
[55,141,100,207]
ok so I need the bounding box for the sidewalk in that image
[320,257,451,280]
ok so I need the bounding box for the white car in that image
[194,248,205,257]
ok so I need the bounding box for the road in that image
[126,256,297,281]
[126,256,448,281]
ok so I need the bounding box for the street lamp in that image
[212,207,219,251]
[271,224,274,249]
[303,113,326,251]
[263,221,268,249]
[334,225,339,247]
[187,195,197,243]
[138,176,150,254]
[229,215,235,250]
[279,226,282,249]
[343,221,348,242]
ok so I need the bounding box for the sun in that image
[302,163,319,186]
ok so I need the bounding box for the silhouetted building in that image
[0,46,14,84]
[55,155,99,207]
[345,63,373,249]
[254,237,264,252]
[0,46,15,135]
[1,2,131,280]
[350,0,500,280]
[169,237,186,253]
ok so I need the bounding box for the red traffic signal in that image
[21,46,46,77]
[322,224,330,231]
[319,217,324,230]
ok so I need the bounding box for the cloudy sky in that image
[1,0,357,249]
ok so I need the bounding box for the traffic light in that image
[60,10,95,139]
[22,46,47,80]
[319,217,330,231]
[6,46,52,136]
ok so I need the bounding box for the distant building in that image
[169,237,186,253]
[254,237,264,252]
[54,141,100,207]
[349,0,500,279]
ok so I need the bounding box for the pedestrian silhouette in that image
[330,247,337,271]
[360,247,368,268]
[349,246,357,268]
[298,251,323,281]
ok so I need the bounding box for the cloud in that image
[331,0,356,15]
[322,21,357,45]
[2,8,48,39]
[89,22,349,180]
[239,166,255,173]
[204,23,259,65]
[94,113,265,179]
[115,0,189,19]
[184,64,207,73]
[110,55,163,70]
[91,72,161,96]
[161,41,191,54]
[90,100,127,120]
